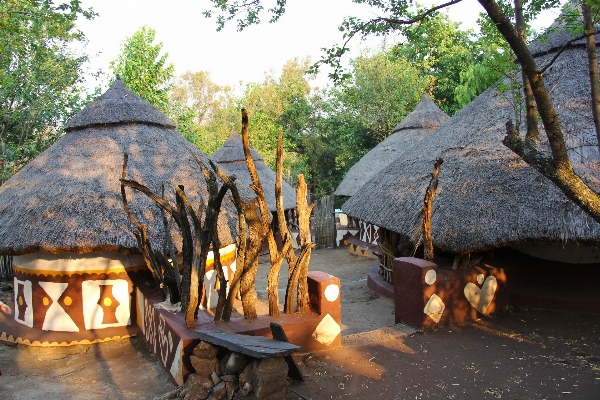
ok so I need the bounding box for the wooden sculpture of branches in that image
[211,159,264,321]
[274,131,315,314]
[120,110,316,326]
[238,110,315,316]
[120,153,234,328]
[239,109,289,317]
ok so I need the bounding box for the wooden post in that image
[331,187,337,249]
[423,158,443,262]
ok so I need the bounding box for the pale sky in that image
[75,0,563,91]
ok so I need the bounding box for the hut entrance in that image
[313,195,336,249]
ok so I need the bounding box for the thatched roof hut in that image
[0,79,239,255]
[335,94,448,197]
[342,27,600,255]
[212,131,297,211]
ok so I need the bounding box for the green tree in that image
[110,26,174,112]
[0,0,96,182]
[170,71,240,154]
[239,58,312,175]
[344,49,428,142]
[205,0,600,223]
[280,49,427,197]
[391,9,511,115]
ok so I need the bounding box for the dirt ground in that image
[1,249,599,399]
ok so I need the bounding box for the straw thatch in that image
[0,79,239,256]
[212,131,297,211]
[335,94,449,197]
[342,30,600,254]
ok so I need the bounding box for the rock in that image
[241,382,252,397]
[256,358,287,374]
[211,372,222,385]
[221,375,236,383]
[225,380,239,399]
[238,372,248,388]
[190,356,219,379]
[213,382,227,400]
[194,341,219,360]
[179,374,214,400]
[244,359,289,399]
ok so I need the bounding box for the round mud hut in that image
[342,19,600,311]
[0,79,239,346]
[335,94,448,253]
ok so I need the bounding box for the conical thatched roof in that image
[335,94,449,197]
[0,79,239,256]
[342,29,600,253]
[212,131,297,211]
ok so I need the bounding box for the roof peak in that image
[65,79,175,131]
[392,94,449,133]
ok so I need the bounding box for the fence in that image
[313,194,336,249]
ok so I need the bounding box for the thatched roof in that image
[342,31,600,253]
[0,79,239,256]
[212,131,297,211]
[335,94,449,197]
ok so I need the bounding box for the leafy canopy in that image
[110,26,174,112]
[0,0,96,182]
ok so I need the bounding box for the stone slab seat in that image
[194,329,299,358]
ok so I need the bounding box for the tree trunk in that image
[583,3,600,154]
[479,0,600,223]
[514,0,539,144]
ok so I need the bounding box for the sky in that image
[75,0,564,91]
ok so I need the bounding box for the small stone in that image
[194,341,219,360]
[221,375,236,383]
[179,373,213,400]
[191,356,219,379]
[241,382,252,396]
[213,382,227,400]
[238,372,248,388]
[211,372,222,385]
[225,380,239,399]
[256,357,287,374]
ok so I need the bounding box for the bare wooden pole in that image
[266,131,292,315]
[294,174,315,312]
[240,109,283,316]
[423,158,443,262]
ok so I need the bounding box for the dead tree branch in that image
[423,158,443,262]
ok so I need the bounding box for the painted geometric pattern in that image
[13,278,33,328]
[82,279,130,330]
[11,271,132,333]
[38,281,79,332]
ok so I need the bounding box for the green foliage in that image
[110,26,174,112]
[0,0,96,182]
[238,58,312,174]
[170,71,240,154]
[391,9,511,115]
[346,49,428,141]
